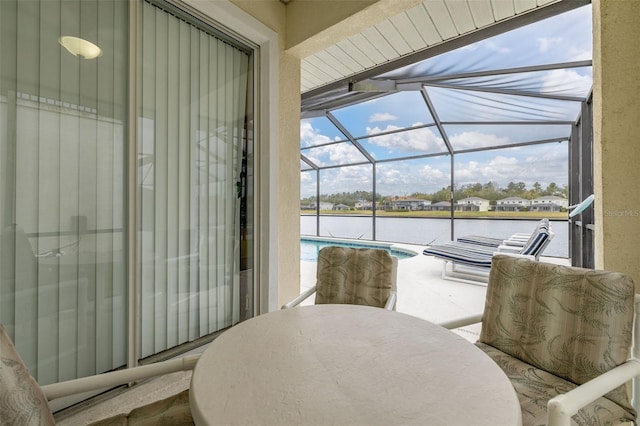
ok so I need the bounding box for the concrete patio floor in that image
[300,243,569,342]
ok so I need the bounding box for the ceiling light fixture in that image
[59,36,102,59]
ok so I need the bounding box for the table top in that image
[190,304,522,426]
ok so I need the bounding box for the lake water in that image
[301,215,568,258]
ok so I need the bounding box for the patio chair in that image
[423,219,553,285]
[282,246,398,310]
[0,324,199,425]
[439,255,638,426]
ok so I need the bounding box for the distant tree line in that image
[300,181,568,207]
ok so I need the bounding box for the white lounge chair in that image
[423,219,553,285]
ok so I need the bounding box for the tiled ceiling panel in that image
[300,0,565,94]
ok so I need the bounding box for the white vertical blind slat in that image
[112,0,127,369]
[207,38,218,334]
[37,0,60,386]
[197,29,209,337]
[166,14,180,349]
[187,23,199,343]
[14,0,40,375]
[177,20,191,345]
[153,5,168,354]
[95,0,116,375]
[216,45,229,329]
[140,1,156,357]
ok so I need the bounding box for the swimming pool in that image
[301,237,417,262]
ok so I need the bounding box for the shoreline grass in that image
[300,210,567,219]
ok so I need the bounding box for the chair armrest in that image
[436,313,483,330]
[281,285,317,309]
[384,291,397,311]
[501,239,526,247]
[41,354,201,401]
[547,359,640,426]
[496,244,522,253]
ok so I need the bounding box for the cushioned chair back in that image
[479,255,635,411]
[0,325,55,426]
[315,246,396,308]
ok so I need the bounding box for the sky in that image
[300,4,592,199]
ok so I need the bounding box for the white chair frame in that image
[40,354,200,401]
[282,285,397,310]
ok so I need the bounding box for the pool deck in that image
[301,242,569,342]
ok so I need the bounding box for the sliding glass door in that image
[0,0,128,385]
[138,1,250,357]
[0,0,254,385]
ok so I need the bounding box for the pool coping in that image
[300,235,423,259]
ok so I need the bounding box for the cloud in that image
[521,146,568,183]
[313,166,373,195]
[369,112,398,123]
[455,156,519,185]
[301,120,366,167]
[463,39,510,54]
[537,37,591,61]
[300,120,340,148]
[483,40,511,54]
[449,131,510,150]
[375,162,450,195]
[538,37,563,53]
[302,144,568,197]
[540,68,592,95]
[454,146,567,188]
[302,142,366,168]
[568,47,591,62]
[366,123,444,153]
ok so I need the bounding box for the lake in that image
[300,215,568,258]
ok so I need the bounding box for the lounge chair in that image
[423,220,553,285]
[456,218,549,249]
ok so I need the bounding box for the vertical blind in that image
[0,0,251,384]
[0,0,128,384]
[138,1,249,357]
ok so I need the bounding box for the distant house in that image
[387,197,431,211]
[533,196,569,208]
[309,201,334,210]
[531,196,568,212]
[496,197,531,212]
[428,201,451,211]
[354,200,373,210]
[456,197,490,212]
[333,204,350,211]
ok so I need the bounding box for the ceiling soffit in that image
[301,0,590,102]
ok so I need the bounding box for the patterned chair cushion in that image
[478,342,635,426]
[89,389,193,426]
[0,325,55,426]
[479,255,636,416]
[315,246,395,308]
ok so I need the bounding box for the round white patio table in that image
[190,304,522,426]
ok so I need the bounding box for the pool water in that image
[301,238,416,262]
